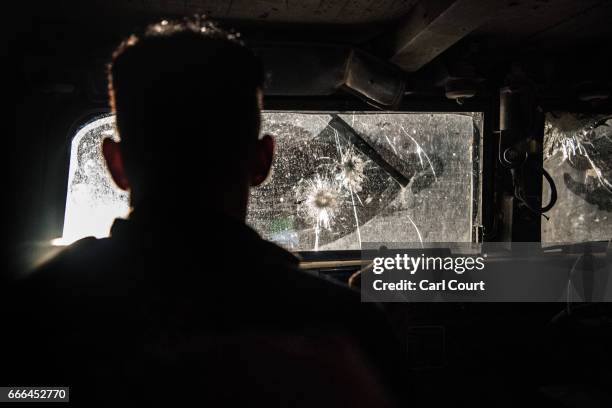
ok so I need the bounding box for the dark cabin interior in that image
[5,0,612,406]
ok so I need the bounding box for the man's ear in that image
[102,138,130,191]
[250,134,274,187]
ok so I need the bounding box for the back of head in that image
[109,17,264,205]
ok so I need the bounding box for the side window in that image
[542,113,612,242]
[59,115,129,244]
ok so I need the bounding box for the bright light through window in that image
[58,112,480,249]
[57,115,129,245]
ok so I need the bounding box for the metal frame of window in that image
[54,94,494,257]
[262,96,492,260]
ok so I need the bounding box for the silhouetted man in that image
[5,17,408,406]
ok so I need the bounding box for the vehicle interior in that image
[6,0,612,406]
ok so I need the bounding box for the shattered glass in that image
[61,112,479,249]
[542,113,612,242]
[60,115,129,244]
[248,112,479,251]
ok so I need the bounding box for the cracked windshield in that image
[543,113,612,243]
[248,112,480,251]
[61,112,480,248]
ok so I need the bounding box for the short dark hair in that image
[108,16,264,190]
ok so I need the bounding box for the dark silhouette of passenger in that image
[3,17,408,406]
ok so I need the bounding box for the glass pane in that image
[60,112,479,249]
[59,115,129,245]
[542,113,612,243]
[247,112,478,251]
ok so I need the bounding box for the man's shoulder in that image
[21,230,370,315]
[250,240,391,326]
[247,238,361,300]
[21,237,115,294]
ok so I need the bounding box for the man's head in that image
[104,16,273,220]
